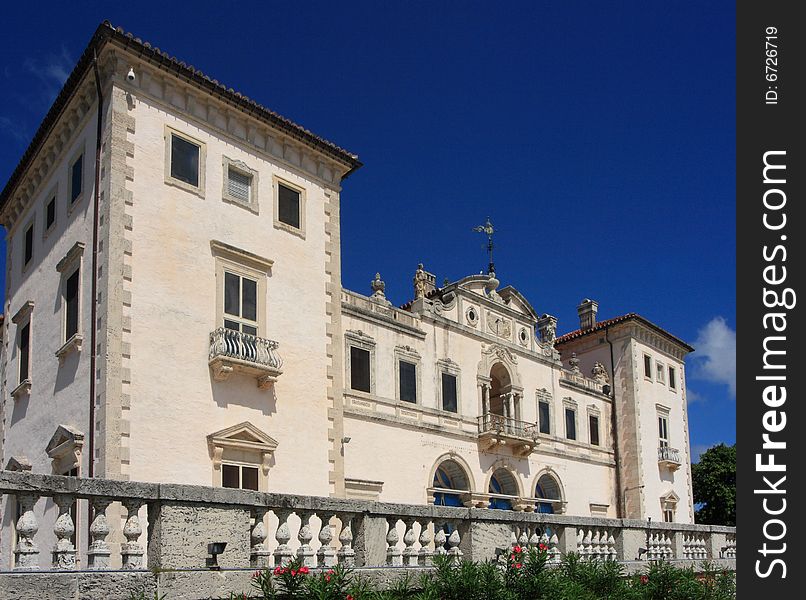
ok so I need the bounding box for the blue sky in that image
[0,1,736,459]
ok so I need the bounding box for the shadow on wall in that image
[209,371,277,417]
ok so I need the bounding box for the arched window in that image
[432,460,470,507]
[488,468,518,510]
[535,473,562,514]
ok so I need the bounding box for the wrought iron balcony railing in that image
[658,445,682,470]
[208,327,283,389]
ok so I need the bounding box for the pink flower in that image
[640,575,649,584]
[273,566,283,576]
[513,545,523,553]
[539,543,548,551]
[299,566,309,575]
[346,595,355,600]
[515,563,522,569]
[290,569,297,576]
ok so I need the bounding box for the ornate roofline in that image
[0,21,362,213]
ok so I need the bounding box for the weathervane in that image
[473,217,495,275]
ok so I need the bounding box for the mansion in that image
[0,22,695,567]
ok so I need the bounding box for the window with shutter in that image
[228,167,251,202]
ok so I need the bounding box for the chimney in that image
[577,299,598,330]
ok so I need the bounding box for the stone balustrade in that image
[558,369,610,396]
[0,470,735,578]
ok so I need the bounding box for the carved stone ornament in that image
[591,362,610,384]
[537,314,558,345]
[568,353,581,374]
[484,272,503,303]
[486,311,512,339]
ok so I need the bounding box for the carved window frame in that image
[437,358,461,414]
[668,365,677,391]
[11,300,34,398]
[587,405,602,447]
[536,388,552,435]
[345,331,376,395]
[394,345,422,405]
[273,175,306,239]
[656,360,666,384]
[164,125,207,198]
[43,183,58,240]
[67,143,86,213]
[211,240,272,336]
[21,217,35,274]
[222,155,259,214]
[656,404,671,447]
[643,353,653,381]
[208,422,278,493]
[55,242,86,360]
[563,397,578,441]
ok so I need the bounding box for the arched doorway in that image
[488,468,519,510]
[535,473,563,514]
[432,459,471,507]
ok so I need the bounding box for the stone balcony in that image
[208,327,283,389]
[658,445,682,470]
[477,413,539,457]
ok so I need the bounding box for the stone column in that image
[121,500,145,569]
[250,507,270,569]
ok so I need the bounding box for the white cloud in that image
[690,444,711,463]
[685,387,703,404]
[23,46,73,107]
[690,316,736,398]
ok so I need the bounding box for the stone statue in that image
[568,352,581,374]
[591,362,610,384]
[371,272,387,302]
[413,263,427,299]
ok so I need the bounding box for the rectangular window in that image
[170,134,200,187]
[668,366,677,390]
[278,183,301,228]
[565,408,576,440]
[19,322,30,383]
[64,268,80,340]
[223,271,258,336]
[658,416,669,447]
[663,508,674,523]
[70,154,83,203]
[441,372,458,412]
[350,346,371,392]
[227,166,252,202]
[46,197,56,231]
[589,415,600,446]
[399,360,417,403]
[539,401,551,434]
[221,463,259,491]
[24,223,34,267]
[644,354,652,379]
[656,363,665,384]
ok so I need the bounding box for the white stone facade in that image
[0,23,696,568]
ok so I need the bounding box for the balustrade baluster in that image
[386,518,402,566]
[14,493,40,570]
[87,498,112,569]
[418,521,433,566]
[274,509,294,567]
[316,513,337,568]
[518,525,529,548]
[447,522,462,560]
[434,526,447,556]
[52,494,76,570]
[250,507,271,569]
[402,518,418,566]
[297,511,316,567]
[592,530,601,557]
[548,533,561,563]
[336,514,355,567]
[607,533,617,561]
[528,525,540,549]
[121,499,145,569]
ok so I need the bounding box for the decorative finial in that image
[371,272,386,298]
[472,217,496,275]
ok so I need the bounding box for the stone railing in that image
[0,471,735,598]
[477,414,539,457]
[658,445,682,470]
[208,327,283,388]
[341,289,423,332]
[559,369,609,396]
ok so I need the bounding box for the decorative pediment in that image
[208,422,278,475]
[5,456,32,471]
[46,424,84,474]
[498,286,539,321]
[660,490,680,509]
